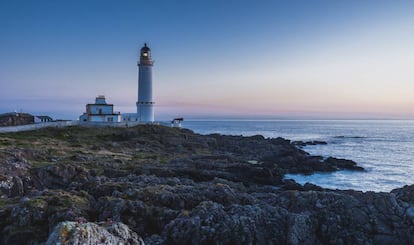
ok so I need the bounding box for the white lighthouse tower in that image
[136,43,154,122]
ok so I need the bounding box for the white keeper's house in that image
[79,95,121,123]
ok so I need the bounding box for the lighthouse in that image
[136,43,154,122]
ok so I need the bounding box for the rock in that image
[282,179,304,190]
[162,201,288,245]
[404,206,414,223]
[5,125,412,245]
[36,163,90,189]
[10,176,25,197]
[292,140,328,147]
[287,213,318,245]
[138,157,285,186]
[0,149,34,197]
[46,221,144,245]
[391,184,414,204]
[271,189,414,245]
[324,157,364,171]
[144,234,165,244]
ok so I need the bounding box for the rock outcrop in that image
[292,140,328,147]
[0,112,34,127]
[0,125,412,244]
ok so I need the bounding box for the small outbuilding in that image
[35,116,53,123]
[171,117,184,128]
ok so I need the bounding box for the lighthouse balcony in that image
[138,60,153,66]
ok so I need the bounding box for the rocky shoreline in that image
[0,125,413,244]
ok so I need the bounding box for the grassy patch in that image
[32,161,54,168]
[0,197,19,207]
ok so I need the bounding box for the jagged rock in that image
[323,157,364,171]
[272,190,414,244]
[292,140,328,147]
[162,201,288,245]
[144,234,165,244]
[0,176,30,198]
[391,184,414,204]
[5,125,414,245]
[46,221,144,245]
[0,150,34,197]
[138,158,285,186]
[287,213,318,245]
[36,163,90,189]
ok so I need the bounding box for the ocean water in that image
[183,120,414,192]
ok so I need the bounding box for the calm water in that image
[183,120,414,192]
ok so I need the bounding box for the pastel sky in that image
[1,0,414,120]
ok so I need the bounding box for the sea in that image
[182,120,414,192]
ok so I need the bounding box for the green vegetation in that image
[0,197,19,207]
[0,125,215,200]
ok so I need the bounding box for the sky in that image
[1,0,414,120]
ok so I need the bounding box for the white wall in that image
[89,115,121,122]
[0,121,78,133]
[88,105,114,115]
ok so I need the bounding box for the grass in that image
[0,197,19,207]
[0,138,13,146]
[27,197,48,209]
[32,161,55,168]
[0,124,208,181]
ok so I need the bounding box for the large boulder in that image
[46,221,144,245]
[163,201,288,245]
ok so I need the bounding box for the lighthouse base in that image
[137,102,154,122]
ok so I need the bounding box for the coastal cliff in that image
[0,125,413,244]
